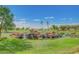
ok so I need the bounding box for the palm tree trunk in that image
[47,21,49,31]
[40,21,43,32]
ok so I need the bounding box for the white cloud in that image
[14,21,25,28]
[44,16,55,19]
[61,18,72,20]
[61,18,66,20]
[13,17,53,29]
[29,24,48,29]
[33,19,40,21]
[13,18,29,28]
[14,18,26,21]
[49,16,55,19]
[69,18,72,20]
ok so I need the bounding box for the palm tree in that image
[40,20,43,32]
[46,21,50,31]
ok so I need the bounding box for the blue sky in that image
[7,5,79,28]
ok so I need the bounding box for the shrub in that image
[0,38,32,53]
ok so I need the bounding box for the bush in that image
[0,38,32,53]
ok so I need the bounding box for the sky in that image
[7,5,79,28]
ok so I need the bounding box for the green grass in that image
[0,37,79,54]
[1,29,79,54]
[16,38,79,54]
[0,38,32,54]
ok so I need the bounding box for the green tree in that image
[52,25,59,30]
[0,6,14,38]
[59,25,67,31]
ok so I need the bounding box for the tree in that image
[0,6,14,38]
[52,25,59,30]
[46,21,50,30]
[40,20,43,32]
[59,25,67,31]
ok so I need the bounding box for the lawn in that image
[1,32,79,54]
[15,37,79,54]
